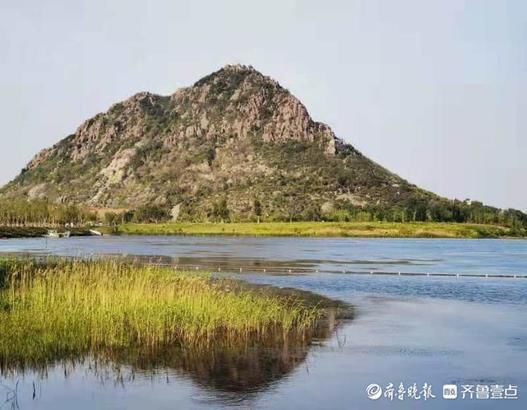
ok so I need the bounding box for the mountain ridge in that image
[3,64,524,227]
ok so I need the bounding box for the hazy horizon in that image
[1,0,525,211]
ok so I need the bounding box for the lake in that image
[1,236,526,409]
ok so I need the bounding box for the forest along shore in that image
[0,200,525,239]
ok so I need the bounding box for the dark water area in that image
[1,236,527,409]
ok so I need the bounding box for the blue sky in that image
[1,0,525,210]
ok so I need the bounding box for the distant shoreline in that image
[2,222,525,240]
[99,221,526,239]
[0,227,92,239]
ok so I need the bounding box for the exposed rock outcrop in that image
[1,64,432,220]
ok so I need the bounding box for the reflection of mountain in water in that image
[96,307,344,397]
[2,302,350,405]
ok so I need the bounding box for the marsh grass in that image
[0,259,320,371]
[108,221,516,238]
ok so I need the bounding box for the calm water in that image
[1,236,527,409]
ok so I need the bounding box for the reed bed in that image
[0,259,320,369]
[110,221,515,238]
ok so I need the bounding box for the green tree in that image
[253,198,262,223]
[212,198,230,222]
[133,205,170,223]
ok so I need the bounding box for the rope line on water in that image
[154,263,527,280]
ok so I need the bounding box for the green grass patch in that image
[104,221,519,238]
[0,259,320,370]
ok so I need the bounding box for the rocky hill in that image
[0,64,461,221]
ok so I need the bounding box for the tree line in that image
[314,198,527,232]
[0,199,96,227]
[104,205,172,226]
[2,198,526,233]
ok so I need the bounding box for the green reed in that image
[112,221,515,238]
[0,259,320,369]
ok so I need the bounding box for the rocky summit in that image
[2,64,438,221]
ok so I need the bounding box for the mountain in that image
[0,64,483,222]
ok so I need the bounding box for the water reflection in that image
[1,306,348,408]
[2,236,526,409]
[9,235,527,276]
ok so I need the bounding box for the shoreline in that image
[0,227,94,239]
[100,221,525,239]
[2,221,525,239]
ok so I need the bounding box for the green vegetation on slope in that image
[105,221,521,238]
[2,65,526,229]
[0,259,320,369]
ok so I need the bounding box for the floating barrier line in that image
[13,254,526,279]
[154,263,527,280]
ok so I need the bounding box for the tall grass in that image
[0,259,320,370]
[109,221,516,238]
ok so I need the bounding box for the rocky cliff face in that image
[1,64,434,220]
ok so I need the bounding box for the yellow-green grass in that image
[0,259,320,369]
[105,221,520,238]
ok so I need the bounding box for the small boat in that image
[89,229,103,236]
[46,230,71,238]
[46,230,59,238]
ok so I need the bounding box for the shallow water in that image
[2,235,527,275]
[1,236,526,409]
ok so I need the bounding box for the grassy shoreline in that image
[0,226,48,238]
[0,226,92,239]
[103,221,525,239]
[2,221,525,239]
[0,259,325,370]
